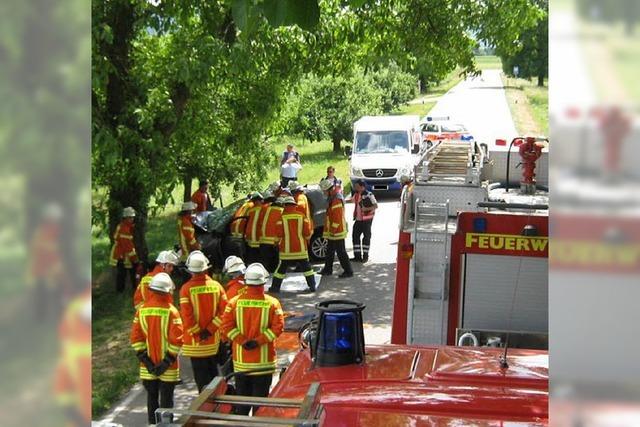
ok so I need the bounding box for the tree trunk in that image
[332,137,341,153]
[183,175,192,202]
[537,74,544,87]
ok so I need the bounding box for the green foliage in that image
[577,0,639,35]
[498,0,548,86]
[370,63,419,113]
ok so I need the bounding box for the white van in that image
[348,115,422,192]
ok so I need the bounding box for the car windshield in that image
[421,123,439,132]
[355,131,409,154]
[442,123,466,132]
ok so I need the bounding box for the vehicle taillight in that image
[401,243,414,259]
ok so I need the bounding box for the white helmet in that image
[181,201,197,211]
[122,206,136,217]
[156,250,179,265]
[287,180,302,192]
[244,263,269,285]
[267,181,281,192]
[186,250,210,273]
[149,272,175,293]
[280,196,296,205]
[400,174,412,185]
[319,179,334,191]
[223,256,246,274]
[44,203,63,220]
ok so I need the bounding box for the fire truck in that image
[391,136,549,349]
[151,136,549,426]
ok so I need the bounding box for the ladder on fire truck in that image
[415,139,483,186]
[408,199,450,345]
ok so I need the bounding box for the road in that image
[97,68,516,426]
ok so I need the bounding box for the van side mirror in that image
[345,146,352,156]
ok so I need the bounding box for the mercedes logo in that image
[375,169,384,177]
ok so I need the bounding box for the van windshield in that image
[354,131,409,154]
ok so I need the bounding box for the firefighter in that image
[133,250,179,309]
[288,180,314,228]
[270,196,316,293]
[222,256,247,300]
[177,201,201,261]
[258,192,283,273]
[180,251,228,393]
[130,273,183,425]
[268,180,283,198]
[191,179,214,212]
[322,165,343,194]
[243,192,264,265]
[319,179,353,278]
[221,263,284,415]
[54,288,91,426]
[351,179,378,263]
[109,206,139,293]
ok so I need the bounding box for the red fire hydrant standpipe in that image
[519,136,543,194]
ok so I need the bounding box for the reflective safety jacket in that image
[109,220,138,268]
[191,190,210,212]
[180,273,228,357]
[294,193,314,229]
[221,286,284,374]
[230,200,254,238]
[130,292,183,382]
[323,196,348,240]
[133,264,163,309]
[353,190,377,221]
[28,221,64,287]
[225,276,247,301]
[259,203,284,245]
[243,203,263,248]
[277,205,312,260]
[178,215,200,261]
[54,290,91,424]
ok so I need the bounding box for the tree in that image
[370,63,419,113]
[498,0,548,86]
[283,70,384,152]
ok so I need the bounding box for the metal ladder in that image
[408,200,450,345]
[415,140,481,186]
[155,377,322,426]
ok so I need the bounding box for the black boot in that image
[305,275,316,292]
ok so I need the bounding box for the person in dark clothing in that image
[351,179,378,262]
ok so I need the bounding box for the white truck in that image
[348,115,422,192]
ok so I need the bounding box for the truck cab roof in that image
[354,115,420,132]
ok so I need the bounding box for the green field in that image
[394,67,464,117]
[474,55,503,70]
[502,75,548,136]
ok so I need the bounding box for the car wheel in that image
[309,231,328,261]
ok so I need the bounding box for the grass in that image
[91,137,350,418]
[474,55,503,70]
[502,75,548,136]
[394,67,465,117]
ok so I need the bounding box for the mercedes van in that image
[348,115,422,192]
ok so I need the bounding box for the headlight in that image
[398,167,412,177]
[351,166,364,177]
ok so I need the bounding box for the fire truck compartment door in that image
[462,254,548,333]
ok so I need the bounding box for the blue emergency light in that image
[313,300,366,367]
[461,134,475,141]
[473,217,487,232]
[423,115,450,122]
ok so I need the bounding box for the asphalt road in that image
[97,68,516,426]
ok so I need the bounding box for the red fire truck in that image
[392,136,549,349]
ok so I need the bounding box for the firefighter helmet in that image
[287,180,303,192]
[281,196,296,205]
[156,250,179,265]
[122,206,136,217]
[186,250,210,273]
[267,181,281,192]
[149,272,175,294]
[249,191,263,201]
[319,179,334,191]
[223,255,246,274]
[244,263,269,285]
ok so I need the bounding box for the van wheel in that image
[309,230,328,261]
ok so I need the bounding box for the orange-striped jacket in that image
[221,286,284,374]
[130,292,183,382]
[277,205,312,260]
[230,200,253,238]
[225,276,248,301]
[133,265,163,309]
[243,202,263,248]
[294,193,314,228]
[323,196,348,240]
[259,203,284,245]
[109,220,138,267]
[179,273,228,357]
[178,214,200,261]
